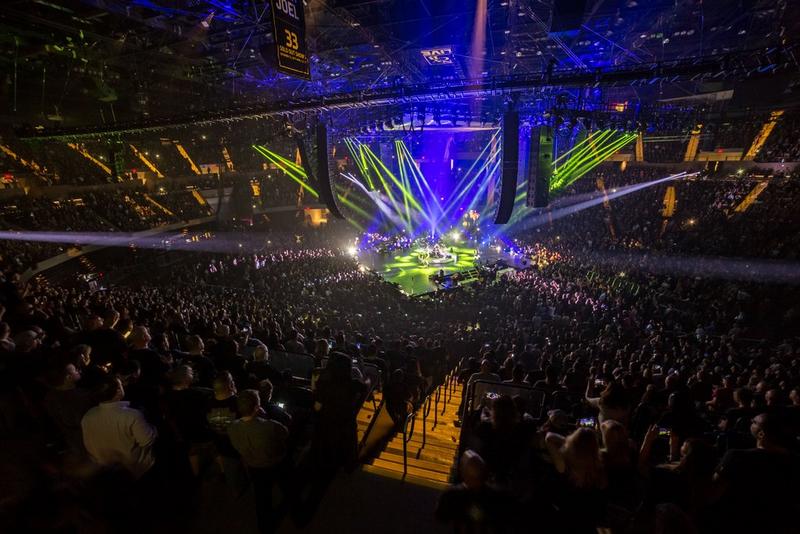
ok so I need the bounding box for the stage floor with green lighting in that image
[360,245,478,295]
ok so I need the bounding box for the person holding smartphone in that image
[586,378,633,428]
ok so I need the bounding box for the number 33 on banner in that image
[284,29,299,50]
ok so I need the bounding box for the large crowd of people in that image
[0,156,798,534]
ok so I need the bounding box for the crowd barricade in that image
[466,379,547,422]
[269,349,315,379]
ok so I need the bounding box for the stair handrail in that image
[432,383,440,430]
[400,369,463,479]
[401,380,445,477]
[401,400,417,478]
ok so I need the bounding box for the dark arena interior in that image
[2,1,800,533]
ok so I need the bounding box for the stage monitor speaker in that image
[526,126,553,208]
[296,125,344,219]
[494,111,520,224]
[550,0,589,33]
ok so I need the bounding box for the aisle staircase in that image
[357,390,382,444]
[743,110,783,160]
[363,374,462,490]
[732,180,769,214]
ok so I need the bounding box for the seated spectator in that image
[719,387,755,433]
[467,359,501,390]
[503,364,527,385]
[706,375,736,414]
[247,345,282,386]
[257,378,292,429]
[81,375,157,479]
[533,364,564,405]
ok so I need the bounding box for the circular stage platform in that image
[358,243,478,295]
[417,244,457,266]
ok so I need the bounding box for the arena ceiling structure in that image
[1,0,798,138]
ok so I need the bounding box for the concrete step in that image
[368,458,450,484]
[398,434,459,451]
[376,451,453,475]
[388,436,458,454]
[384,443,457,465]
[361,463,448,491]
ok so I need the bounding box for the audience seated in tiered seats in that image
[0,161,798,533]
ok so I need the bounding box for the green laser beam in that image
[364,145,424,212]
[554,131,615,178]
[363,148,407,228]
[345,138,375,190]
[553,129,614,177]
[253,145,319,198]
[335,189,373,219]
[552,129,598,165]
[395,144,412,226]
[551,131,625,188]
[549,133,636,192]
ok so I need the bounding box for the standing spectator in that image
[182,334,216,388]
[162,365,212,477]
[311,353,365,472]
[84,309,127,367]
[207,371,245,495]
[545,427,608,532]
[43,360,94,459]
[713,413,800,533]
[128,326,169,386]
[436,450,510,533]
[228,389,289,533]
[586,381,632,427]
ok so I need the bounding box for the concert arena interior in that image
[2,1,800,533]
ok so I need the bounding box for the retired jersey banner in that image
[271,0,311,80]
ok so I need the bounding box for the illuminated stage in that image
[359,243,478,295]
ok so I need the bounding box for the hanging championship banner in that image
[270,0,311,80]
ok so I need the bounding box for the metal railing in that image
[401,401,417,478]
[461,379,547,422]
[400,372,457,478]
